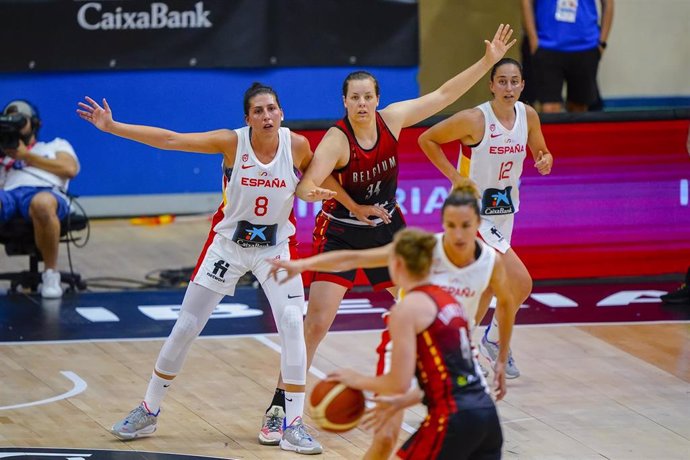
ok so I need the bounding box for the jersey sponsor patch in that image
[481,186,515,215]
[232,220,278,247]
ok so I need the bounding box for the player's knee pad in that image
[170,310,202,344]
[279,303,306,385]
[157,311,201,373]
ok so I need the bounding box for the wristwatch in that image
[599,41,607,49]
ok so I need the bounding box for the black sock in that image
[267,388,285,413]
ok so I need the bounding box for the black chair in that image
[0,214,88,294]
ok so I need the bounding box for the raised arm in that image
[418,108,484,190]
[380,24,516,133]
[291,132,337,202]
[77,96,236,156]
[295,127,348,201]
[269,243,392,284]
[525,105,553,175]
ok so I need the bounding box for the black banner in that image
[0,0,418,72]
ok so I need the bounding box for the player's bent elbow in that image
[387,377,410,395]
[61,164,79,179]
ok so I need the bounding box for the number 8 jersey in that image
[213,126,300,247]
[459,101,528,216]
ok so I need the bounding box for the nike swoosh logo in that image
[241,164,255,169]
[490,133,502,138]
[285,398,293,402]
[287,294,302,299]
[163,384,170,388]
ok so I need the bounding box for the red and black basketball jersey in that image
[321,112,399,223]
[411,284,494,415]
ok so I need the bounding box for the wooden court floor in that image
[0,218,689,459]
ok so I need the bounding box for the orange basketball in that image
[309,379,366,432]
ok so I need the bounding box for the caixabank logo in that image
[0,448,231,459]
[77,2,213,30]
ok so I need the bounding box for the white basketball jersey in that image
[429,233,496,329]
[461,101,528,215]
[213,127,299,246]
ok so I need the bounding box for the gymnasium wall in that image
[598,0,690,107]
[418,0,690,112]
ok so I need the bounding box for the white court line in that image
[681,179,688,206]
[0,371,87,411]
[503,417,536,424]
[3,319,689,346]
[253,335,417,434]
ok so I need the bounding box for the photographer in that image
[0,100,79,298]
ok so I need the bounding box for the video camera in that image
[0,113,30,153]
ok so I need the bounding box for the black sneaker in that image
[660,283,690,304]
[661,267,690,304]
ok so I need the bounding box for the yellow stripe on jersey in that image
[221,175,229,208]
[458,153,471,178]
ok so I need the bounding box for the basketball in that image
[309,380,366,432]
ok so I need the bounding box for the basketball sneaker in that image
[258,405,285,446]
[660,268,690,305]
[280,416,323,455]
[111,402,158,440]
[480,335,520,379]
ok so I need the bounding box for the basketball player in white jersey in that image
[268,185,514,393]
[418,57,553,379]
[268,186,516,454]
[77,83,337,455]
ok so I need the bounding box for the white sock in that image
[285,391,305,426]
[144,372,172,414]
[486,316,500,343]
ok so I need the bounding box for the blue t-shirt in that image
[535,0,600,51]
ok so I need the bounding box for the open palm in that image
[484,24,516,64]
[77,96,114,132]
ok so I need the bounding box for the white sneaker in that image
[280,417,323,455]
[111,402,158,440]
[258,405,285,446]
[480,335,520,379]
[41,269,63,298]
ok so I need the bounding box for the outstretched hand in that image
[77,96,114,132]
[267,258,303,285]
[305,186,337,202]
[484,24,517,65]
